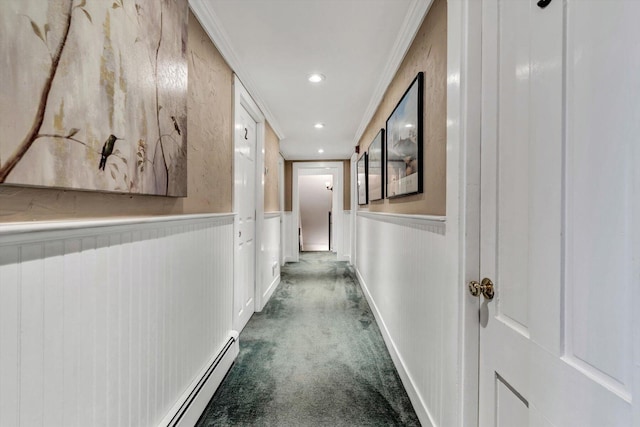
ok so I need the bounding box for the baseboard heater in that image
[160,331,240,427]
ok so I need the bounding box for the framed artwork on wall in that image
[0,0,189,197]
[367,129,384,202]
[357,152,368,205]
[386,72,423,198]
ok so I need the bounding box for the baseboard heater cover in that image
[161,331,240,427]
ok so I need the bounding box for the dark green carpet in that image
[196,252,421,426]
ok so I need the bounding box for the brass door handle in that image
[468,278,495,301]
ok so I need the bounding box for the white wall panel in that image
[259,214,281,310]
[342,211,351,263]
[0,214,234,427]
[283,212,294,263]
[355,212,451,427]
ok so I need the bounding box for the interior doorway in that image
[292,162,344,262]
[299,174,333,251]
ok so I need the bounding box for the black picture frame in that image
[357,152,368,205]
[367,129,384,201]
[385,72,423,198]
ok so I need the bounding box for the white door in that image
[478,0,638,426]
[234,105,256,332]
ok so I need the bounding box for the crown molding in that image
[189,0,286,140]
[352,0,433,148]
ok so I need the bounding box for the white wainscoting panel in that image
[342,211,351,263]
[356,211,454,427]
[259,213,281,311]
[0,214,235,427]
[283,212,294,263]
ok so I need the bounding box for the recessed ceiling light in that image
[308,73,325,83]
[318,149,324,153]
[314,123,324,129]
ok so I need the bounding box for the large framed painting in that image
[367,129,384,201]
[357,152,368,206]
[386,72,423,198]
[0,0,188,196]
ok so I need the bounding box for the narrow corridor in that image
[196,252,420,426]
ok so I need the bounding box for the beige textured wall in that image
[358,0,447,215]
[342,160,351,209]
[284,161,293,211]
[0,11,234,222]
[264,123,281,212]
[284,159,351,212]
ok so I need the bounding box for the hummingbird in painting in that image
[171,116,181,136]
[99,134,123,171]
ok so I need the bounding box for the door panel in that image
[480,0,536,423]
[496,375,528,427]
[234,105,256,332]
[564,1,634,390]
[479,0,636,425]
[495,0,531,333]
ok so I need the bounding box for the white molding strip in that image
[264,212,282,219]
[352,0,434,147]
[188,1,285,140]
[355,267,435,427]
[0,213,234,242]
[357,210,446,231]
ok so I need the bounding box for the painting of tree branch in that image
[0,0,188,196]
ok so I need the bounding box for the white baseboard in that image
[259,275,280,311]
[161,332,240,427]
[354,268,436,427]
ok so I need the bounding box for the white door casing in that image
[477,1,638,426]
[279,156,286,266]
[233,75,265,331]
[350,152,357,266]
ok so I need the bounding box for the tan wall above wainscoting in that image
[284,161,293,211]
[358,0,447,216]
[343,160,351,209]
[0,11,234,222]
[284,160,351,212]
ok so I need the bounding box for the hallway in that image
[196,252,420,426]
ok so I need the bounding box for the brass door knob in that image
[468,278,495,301]
[480,278,494,300]
[468,281,481,297]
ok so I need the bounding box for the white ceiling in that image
[189,0,431,160]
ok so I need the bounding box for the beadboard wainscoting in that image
[259,213,281,311]
[355,211,454,427]
[282,212,295,263]
[342,211,351,263]
[0,214,237,427]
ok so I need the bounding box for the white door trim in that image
[278,156,286,266]
[446,1,482,426]
[350,152,357,266]
[233,75,266,321]
[292,161,344,262]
